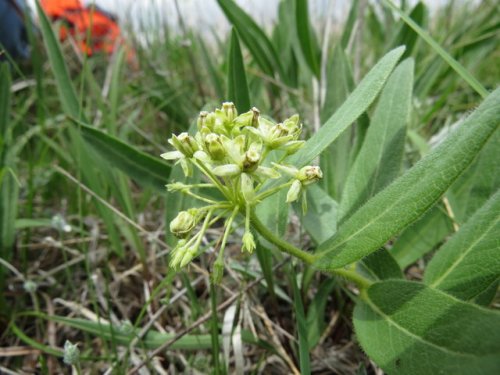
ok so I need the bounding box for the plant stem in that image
[250,212,372,289]
[250,211,316,264]
[255,180,293,201]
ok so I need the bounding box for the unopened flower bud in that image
[170,132,199,158]
[167,182,188,192]
[170,210,196,238]
[233,110,253,127]
[251,107,260,127]
[205,112,216,130]
[197,111,208,131]
[180,246,197,268]
[63,340,80,365]
[286,179,302,203]
[212,164,241,177]
[255,166,281,179]
[169,240,187,269]
[240,173,255,202]
[212,260,224,284]
[283,114,301,135]
[297,166,323,185]
[180,158,193,177]
[222,102,237,122]
[23,280,37,293]
[205,133,226,160]
[281,140,305,154]
[243,149,260,172]
[242,231,256,253]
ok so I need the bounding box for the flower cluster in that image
[162,102,322,282]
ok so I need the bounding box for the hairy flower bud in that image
[170,132,199,158]
[223,102,237,122]
[180,246,197,268]
[242,231,256,253]
[170,210,196,238]
[205,133,226,161]
[197,111,208,131]
[240,173,255,203]
[212,260,224,284]
[282,114,301,135]
[242,149,260,172]
[212,164,241,177]
[63,340,80,365]
[286,179,302,203]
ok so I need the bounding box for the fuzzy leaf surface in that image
[314,88,500,270]
[424,189,500,300]
[354,280,500,375]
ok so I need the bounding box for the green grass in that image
[1,1,499,374]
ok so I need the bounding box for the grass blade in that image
[217,0,285,81]
[292,270,311,374]
[382,0,488,98]
[78,124,171,192]
[227,28,251,112]
[315,87,500,270]
[0,64,17,255]
[295,0,320,77]
[35,0,84,121]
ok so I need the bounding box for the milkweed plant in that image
[162,102,323,283]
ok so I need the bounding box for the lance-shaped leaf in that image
[79,124,171,192]
[339,58,414,221]
[36,1,84,121]
[424,189,500,300]
[227,28,251,113]
[217,0,285,80]
[295,0,320,77]
[314,88,500,270]
[354,280,500,375]
[287,46,405,169]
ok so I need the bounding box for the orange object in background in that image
[40,0,135,61]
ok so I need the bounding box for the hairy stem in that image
[250,211,372,289]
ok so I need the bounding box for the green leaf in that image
[292,271,311,374]
[319,45,356,199]
[448,128,500,223]
[382,0,488,98]
[217,0,284,80]
[227,29,251,112]
[339,58,414,221]
[357,249,403,282]
[390,204,453,268]
[314,88,500,270]
[78,124,171,192]
[0,64,11,146]
[424,189,500,300]
[35,1,84,121]
[354,280,500,375]
[288,46,405,169]
[0,65,17,257]
[340,0,360,49]
[306,278,336,349]
[295,0,320,77]
[391,2,427,58]
[301,185,338,244]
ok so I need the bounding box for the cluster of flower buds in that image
[161,102,322,282]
